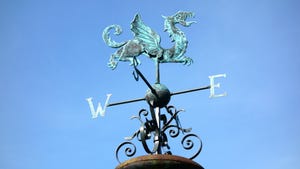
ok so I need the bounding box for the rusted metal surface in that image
[115,155,204,169]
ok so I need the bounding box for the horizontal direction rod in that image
[171,85,211,96]
[107,85,211,107]
[107,97,146,107]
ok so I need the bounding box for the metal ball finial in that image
[145,83,171,108]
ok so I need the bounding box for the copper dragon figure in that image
[102,11,196,69]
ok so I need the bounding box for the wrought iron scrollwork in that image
[115,105,203,163]
[181,134,203,160]
[115,142,137,164]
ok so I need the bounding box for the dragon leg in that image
[118,40,143,67]
[108,53,119,69]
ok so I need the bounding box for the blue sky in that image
[1,0,300,169]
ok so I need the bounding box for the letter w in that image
[86,94,112,118]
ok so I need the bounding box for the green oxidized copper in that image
[102,11,196,69]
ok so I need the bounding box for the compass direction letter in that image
[209,74,227,98]
[86,94,112,118]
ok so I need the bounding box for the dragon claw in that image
[108,61,117,70]
[183,57,193,66]
[130,58,141,67]
[186,21,197,26]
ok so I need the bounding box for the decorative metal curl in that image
[163,125,181,138]
[138,109,149,119]
[140,123,157,154]
[164,105,191,134]
[115,142,137,164]
[124,108,157,154]
[181,134,203,160]
[116,105,203,163]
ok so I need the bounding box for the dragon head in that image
[163,11,196,27]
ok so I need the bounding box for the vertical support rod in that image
[150,105,162,154]
[154,107,162,154]
[156,60,160,84]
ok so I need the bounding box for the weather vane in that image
[86,11,226,164]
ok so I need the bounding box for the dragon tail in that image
[102,24,126,48]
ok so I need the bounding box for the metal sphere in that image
[145,83,171,108]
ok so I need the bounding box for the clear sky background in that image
[1,0,300,169]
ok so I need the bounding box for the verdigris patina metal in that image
[96,11,227,165]
[101,11,205,164]
[102,11,195,69]
[87,10,227,167]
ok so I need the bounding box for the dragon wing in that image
[131,14,161,54]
